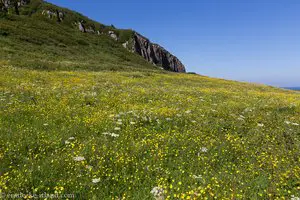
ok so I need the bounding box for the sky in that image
[46,0,300,87]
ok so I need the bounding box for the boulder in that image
[1,0,29,14]
[42,9,64,22]
[78,21,85,32]
[86,26,95,33]
[3,0,9,8]
[58,11,64,21]
[1,0,30,11]
[19,0,29,6]
[42,10,54,18]
[108,31,118,41]
[122,41,129,48]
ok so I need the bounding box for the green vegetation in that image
[0,65,300,199]
[1,1,300,199]
[0,0,151,72]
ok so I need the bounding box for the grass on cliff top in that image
[0,65,300,199]
[0,9,153,72]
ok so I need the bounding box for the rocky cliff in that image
[132,33,186,72]
[1,0,186,73]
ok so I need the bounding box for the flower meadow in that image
[0,65,299,199]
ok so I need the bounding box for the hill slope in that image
[0,0,185,72]
[0,66,300,199]
[0,0,300,199]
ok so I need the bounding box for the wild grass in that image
[0,12,154,72]
[1,1,300,199]
[0,65,299,199]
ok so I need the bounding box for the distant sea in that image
[284,87,300,91]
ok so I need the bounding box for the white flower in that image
[92,178,101,183]
[166,118,172,121]
[110,133,119,137]
[285,121,299,126]
[201,147,208,153]
[102,132,119,138]
[238,115,245,121]
[192,175,203,179]
[257,123,264,127]
[150,187,164,200]
[43,123,49,126]
[191,120,197,123]
[116,121,123,125]
[73,156,85,162]
[90,92,97,97]
[130,121,136,125]
[291,195,300,200]
[114,127,121,131]
[117,119,122,122]
[185,110,191,114]
[244,108,253,112]
[65,137,75,145]
[65,140,70,145]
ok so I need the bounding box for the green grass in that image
[0,65,299,199]
[0,1,156,72]
[1,1,300,199]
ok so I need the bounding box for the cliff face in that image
[132,33,186,72]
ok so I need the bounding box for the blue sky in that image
[47,0,300,87]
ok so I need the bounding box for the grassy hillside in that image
[0,0,157,72]
[0,65,299,199]
[1,1,300,199]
